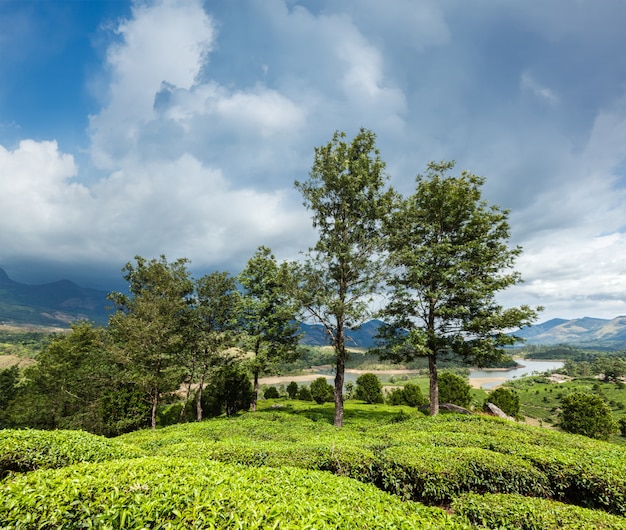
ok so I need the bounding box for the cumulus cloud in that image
[2,0,626,322]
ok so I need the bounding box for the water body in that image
[469,359,564,389]
[260,359,564,389]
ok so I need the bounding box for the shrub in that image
[286,381,298,399]
[559,391,617,440]
[0,429,144,478]
[619,417,626,437]
[402,383,426,407]
[453,492,626,529]
[297,386,313,401]
[0,458,458,529]
[263,386,280,399]
[386,384,426,407]
[386,387,406,406]
[484,387,520,418]
[354,373,384,404]
[202,364,254,417]
[438,372,471,408]
[310,377,334,404]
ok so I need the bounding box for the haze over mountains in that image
[1,267,625,349]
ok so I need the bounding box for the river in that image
[259,359,564,389]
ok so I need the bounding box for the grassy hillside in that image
[2,401,626,528]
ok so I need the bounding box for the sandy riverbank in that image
[259,368,501,389]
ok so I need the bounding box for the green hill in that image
[2,401,626,528]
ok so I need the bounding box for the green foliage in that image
[485,387,521,418]
[263,386,280,399]
[0,365,19,427]
[619,417,626,437]
[0,458,459,529]
[3,322,131,434]
[387,383,427,408]
[559,391,617,440]
[201,363,253,417]
[98,383,151,436]
[0,429,144,478]
[286,381,298,399]
[453,493,626,529]
[379,161,540,415]
[294,128,395,426]
[354,372,384,403]
[438,372,472,408]
[0,328,50,357]
[239,246,301,411]
[4,402,626,526]
[310,377,334,404]
[186,270,242,422]
[108,255,194,429]
[297,385,313,401]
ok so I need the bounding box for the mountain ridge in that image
[2,267,625,348]
[0,267,111,326]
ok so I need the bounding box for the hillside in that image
[514,316,626,348]
[0,267,110,326]
[2,266,626,349]
[1,402,626,528]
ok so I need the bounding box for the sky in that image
[1,0,626,324]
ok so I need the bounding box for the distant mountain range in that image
[0,268,111,326]
[1,267,625,349]
[512,316,626,349]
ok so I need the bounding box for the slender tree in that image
[380,161,540,415]
[189,271,242,421]
[239,246,301,412]
[295,129,395,427]
[108,256,194,429]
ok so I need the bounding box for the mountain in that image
[298,320,385,349]
[0,268,111,326]
[513,316,626,348]
[3,266,626,349]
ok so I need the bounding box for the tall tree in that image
[188,271,242,421]
[238,246,301,412]
[108,256,194,429]
[4,322,123,433]
[295,129,395,427]
[380,161,540,415]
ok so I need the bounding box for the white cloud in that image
[521,72,559,105]
[2,0,626,324]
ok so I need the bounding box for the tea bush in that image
[0,429,144,478]
[453,492,626,529]
[0,458,466,529]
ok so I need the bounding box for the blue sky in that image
[1,0,626,322]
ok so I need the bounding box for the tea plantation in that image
[2,401,626,528]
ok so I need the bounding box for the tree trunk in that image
[252,368,259,412]
[196,374,205,422]
[179,354,197,422]
[150,387,159,429]
[428,353,439,416]
[334,321,345,427]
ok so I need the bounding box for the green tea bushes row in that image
[377,445,550,505]
[452,493,626,529]
[0,458,468,529]
[0,429,144,478]
[373,415,626,514]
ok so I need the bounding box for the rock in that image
[484,402,513,420]
[439,403,472,415]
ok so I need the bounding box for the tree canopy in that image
[294,128,395,427]
[379,161,540,415]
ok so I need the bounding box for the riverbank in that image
[260,359,563,390]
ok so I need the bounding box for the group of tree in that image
[296,128,540,425]
[1,127,541,432]
[1,249,301,435]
